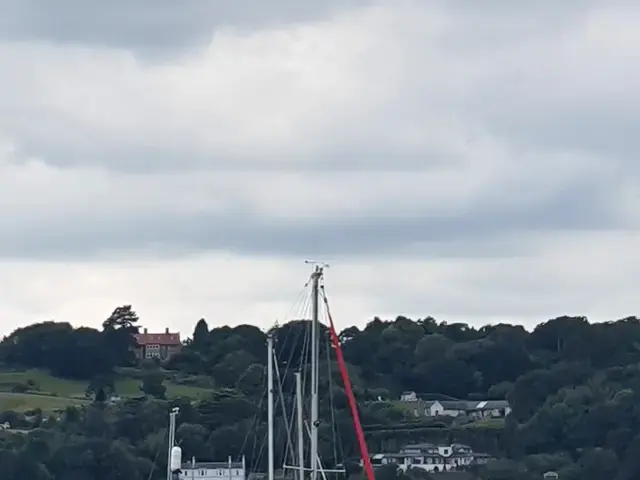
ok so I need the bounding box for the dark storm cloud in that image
[0,178,618,261]
[0,0,371,54]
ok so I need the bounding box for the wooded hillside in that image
[0,307,639,479]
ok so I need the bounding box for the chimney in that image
[144,328,148,334]
[165,327,169,334]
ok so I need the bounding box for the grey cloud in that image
[0,0,372,55]
[478,104,640,165]
[1,103,458,174]
[2,127,456,174]
[0,0,638,264]
[458,53,640,163]
[0,176,619,261]
[10,0,615,54]
[431,0,633,22]
[3,0,635,177]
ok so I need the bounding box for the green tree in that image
[140,370,167,399]
[102,305,140,368]
[192,318,209,347]
[5,312,640,478]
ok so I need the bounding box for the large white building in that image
[371,443,491,473]
[178,456,246,480]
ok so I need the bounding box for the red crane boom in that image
[322,291,375,480]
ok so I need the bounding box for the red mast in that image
[322,292,376,480]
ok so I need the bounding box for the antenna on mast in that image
[304,260,329,288]
[304,260,330,269]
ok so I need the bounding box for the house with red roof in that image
[134,328,182,361]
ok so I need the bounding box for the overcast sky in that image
[0,0,638,336]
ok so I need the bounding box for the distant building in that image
[395,394,511,419]
[400,391,419,402]
[472,400,511,418]
[179,456,246,480]
[134,328,182,360]
[371,443,491,473]
[424,400,511,418]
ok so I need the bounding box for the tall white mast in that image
[310,266,322,480]
[267,334,275,480]
[295,371,305,480]
[167,407,179,480]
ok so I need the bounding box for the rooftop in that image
[182,462,245,469]
[134,328,181,346]
[425,400,509,410]
[396,443,474,457]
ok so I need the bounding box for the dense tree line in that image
[1,312,640,478]
[0,305,140,379]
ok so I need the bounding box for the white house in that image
[424,400,468,417]
[474,401,511,418]
[424,400,510,418]
[179,457,245,480]
[400,391,419,402]
[370,443,491,473]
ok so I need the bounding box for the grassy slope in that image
[0,392,89,412]
[0,369,212,412]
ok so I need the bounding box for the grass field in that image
[0,391,89,412]
[461,417,505,429]
[0,368,213,413]
[390,399,426,415]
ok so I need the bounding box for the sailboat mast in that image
[309,265,322,480]
[295,371,305,480]
[167,407,179,480]
[267,334,275,480]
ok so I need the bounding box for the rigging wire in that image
[279,291,313,382]
[274,347,296,469]
[248,281,314,473]
[274,281,313,469]
[238,280,310,470]
[243,268,358,478]
[275,301,313,474]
